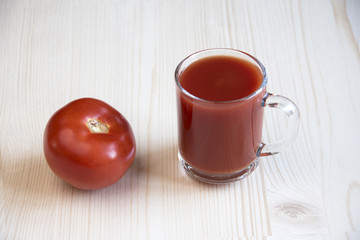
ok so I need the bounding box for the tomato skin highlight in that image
[43,98,136,190]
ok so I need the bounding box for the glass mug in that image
[175,48,300,183]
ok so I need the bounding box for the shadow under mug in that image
[175,48,300,183]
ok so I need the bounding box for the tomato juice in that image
[176,55,266,174]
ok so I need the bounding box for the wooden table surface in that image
[1,0,360,239]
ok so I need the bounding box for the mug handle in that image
[258,92,300,157]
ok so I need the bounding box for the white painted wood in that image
[1,0,359,239]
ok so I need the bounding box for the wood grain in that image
[1,0,359,239]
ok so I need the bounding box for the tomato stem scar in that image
[86,119,109,134]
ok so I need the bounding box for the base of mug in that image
[179,152,259,184]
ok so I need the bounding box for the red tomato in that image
[43,98,136,190]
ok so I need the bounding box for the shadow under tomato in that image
[2,151,143,207]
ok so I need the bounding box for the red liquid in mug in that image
[177,55,266,174]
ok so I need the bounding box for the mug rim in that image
[175,48,268,104]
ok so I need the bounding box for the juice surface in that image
[179,55,263,101]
